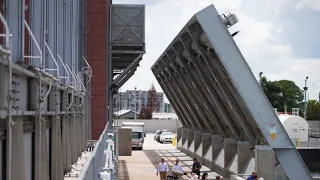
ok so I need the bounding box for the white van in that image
[122,122,146,150]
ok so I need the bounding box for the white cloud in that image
[115,0,320,101]
[295,0,320,11]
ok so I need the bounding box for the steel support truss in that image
[151,5,312,179]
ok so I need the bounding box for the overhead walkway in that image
[151,4,312,180]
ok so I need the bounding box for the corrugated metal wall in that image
[0,0,92,179]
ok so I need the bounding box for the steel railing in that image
[79,122,115,180]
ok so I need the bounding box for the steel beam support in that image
[46,0,58,74]
[108,2,114,129]
[159,57,209,131]
[29,78,50,180]
[170,46,228,137]
[0,65,6,110]
[179,33,241,140]
[152,74,189,127]
[154,65,198,129]
[49,83,64,179]
[6,0,25,63]
[151,5,312,179]
[197,6,311,178]
[151,69,190,128]
[111,54,143,92]
[30,0,46,68]
[61,90,71,173]
[186,23,256,143]
[165,52,223,134]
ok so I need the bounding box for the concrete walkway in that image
[118,134,224,180]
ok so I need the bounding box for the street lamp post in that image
[134,87,137,120]
[259,72,263,87]
[304,76,308,120]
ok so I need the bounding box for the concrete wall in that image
[308,120,320,129]
[118,128,132,156]
[114,119,182,133]
[118,111,137,119]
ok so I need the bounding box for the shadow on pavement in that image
[143,149,195,180]
[118,160,130,180]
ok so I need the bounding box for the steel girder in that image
[151,5,312,179]
[161,55,217,133]
[153,65,196,129]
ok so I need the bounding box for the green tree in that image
[261,77,304,112]
[306,100,320,120]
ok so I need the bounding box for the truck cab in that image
[122,122,146,150]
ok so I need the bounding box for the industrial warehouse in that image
[0,0,320,180]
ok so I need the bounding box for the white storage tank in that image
[278,114,309,142]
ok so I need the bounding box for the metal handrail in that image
[70,69,81,90]
[0,13,10,49]
[44,42,60,77]
[65,64,77,86]
[83,56,93,76]
[24,20,43,68]
[75,74,86,92]
[57,54,70,84]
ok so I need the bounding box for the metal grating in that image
[110,4,146,94]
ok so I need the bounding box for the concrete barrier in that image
[229,175,245,180]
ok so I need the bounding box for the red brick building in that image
[87,0,111,139]
[87,1,145,139]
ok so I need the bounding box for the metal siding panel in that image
[57,0,67,81]
[30,0,45,67]
[24,0,31,65]
[65,0,72,80]
[46,0,57,74]
[78,0,86,69]
[6,0,25,63]
[71,0,77,74]
[110,5,145,45]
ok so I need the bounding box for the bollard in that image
[99,172,111,180]
[172,137,177,147]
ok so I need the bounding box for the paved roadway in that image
[118,134,224,180]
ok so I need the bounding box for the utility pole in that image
[259,72,263,87]
[134,87,137,120]
[304,76,308,120]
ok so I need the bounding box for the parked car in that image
[159,132,174,143]
[155,130,168,142]
[154,130,161,140]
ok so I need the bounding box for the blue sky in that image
[115,0,320,102]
